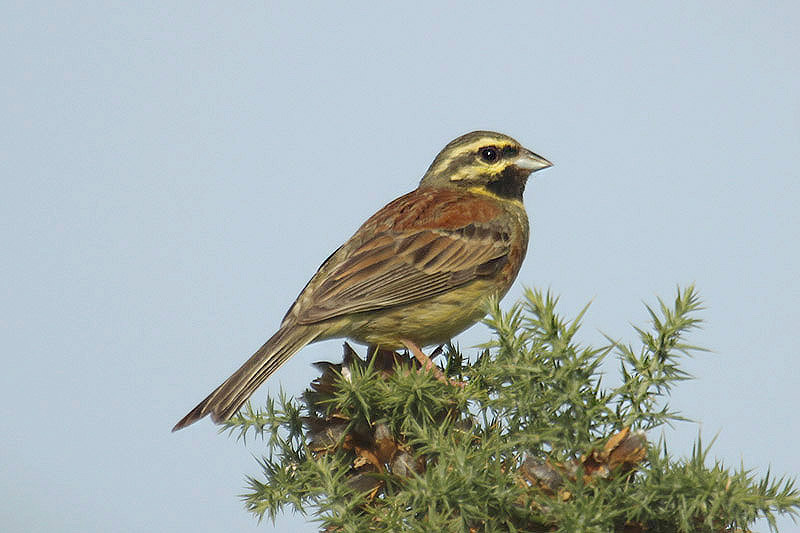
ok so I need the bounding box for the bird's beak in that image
[515,149,553,173]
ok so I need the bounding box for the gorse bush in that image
[224,286,799,532]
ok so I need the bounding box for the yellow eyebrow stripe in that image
[441,140,516,181]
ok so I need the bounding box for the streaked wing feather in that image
[296,223,510,324]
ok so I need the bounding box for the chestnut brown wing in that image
[294,222,512,324]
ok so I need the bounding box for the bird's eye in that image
[479,146,500,163]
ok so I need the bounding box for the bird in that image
[173,131,552,431]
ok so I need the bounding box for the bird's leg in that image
[401,339,463,387]
[400,339,439,373]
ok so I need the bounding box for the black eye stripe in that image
[478,144,519,164]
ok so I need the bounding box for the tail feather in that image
[172,324,318,431]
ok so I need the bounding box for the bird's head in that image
[419,131,552,202]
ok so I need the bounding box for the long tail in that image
[172,323,319,431]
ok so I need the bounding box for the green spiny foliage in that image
[223,286,800,532]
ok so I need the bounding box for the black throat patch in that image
[485,166,527,201]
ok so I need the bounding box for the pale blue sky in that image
[2,2,799,532]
